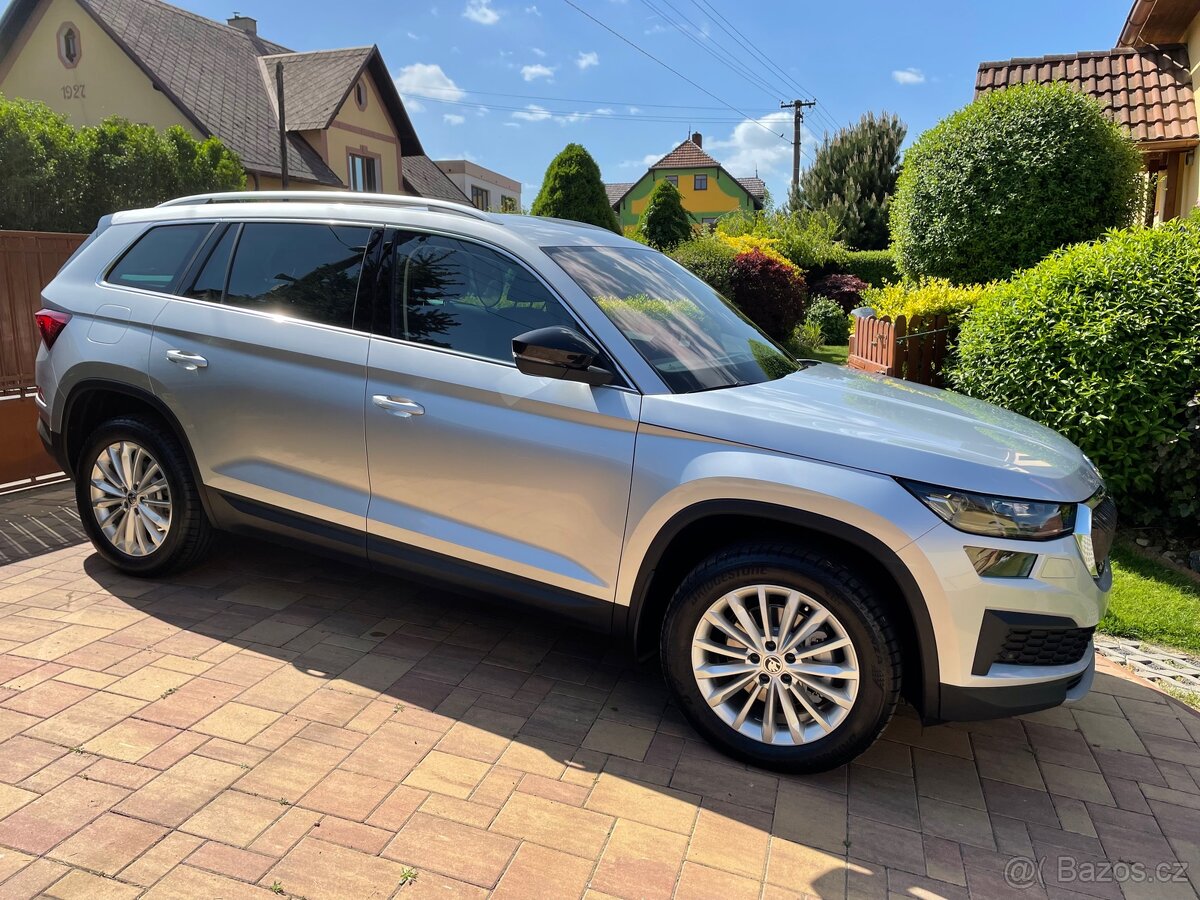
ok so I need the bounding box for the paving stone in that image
[0,776,127,854]
[585,772,699,835]
[918,797,995,850]
[384,811,518,888]
[403,749,491,799]
[181,790,286,846]
[115,755,243,827]
[490,791,613,859]
[299,768,394,820]
[766,837,849,895]
[47,812,166,874]
[43,868,141,900]
[591,818,688,900]
[686,799,771,880]
[846,814,925,875]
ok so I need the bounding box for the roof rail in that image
[157,191,490,220]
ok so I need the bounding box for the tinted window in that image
[388,234,575,363]
[224,223,371,328]
[184,224,237,303]
[108,224,211,293]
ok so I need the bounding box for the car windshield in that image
[545,245,800,393]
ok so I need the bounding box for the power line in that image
[405,92,766,123]
[560,0,788,144]
[405,85,767,111]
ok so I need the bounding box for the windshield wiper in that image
[687,380,750,393]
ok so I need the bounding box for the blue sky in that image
[186,0,1130,202]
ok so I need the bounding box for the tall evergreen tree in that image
[789,112,906,250]
[638,179,693,250]
[530,143,620,233]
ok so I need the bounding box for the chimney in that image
[227,12,257,35]
[691,131,702,148]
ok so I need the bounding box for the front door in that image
[364,231,640,623]
[148,220,378,541]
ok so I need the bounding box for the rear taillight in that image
[35,309,71,349]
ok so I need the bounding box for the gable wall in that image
[618,165,754,228]
[324,68,403,194]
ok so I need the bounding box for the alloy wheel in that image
[690,584,860,745]
[88,440,172,557]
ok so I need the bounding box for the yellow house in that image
[0,0,467,202]
[976,0,1200,222]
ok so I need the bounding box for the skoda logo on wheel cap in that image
[764,656,782,675]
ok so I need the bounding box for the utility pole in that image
[276,60,289,189]
[780,99,816,197]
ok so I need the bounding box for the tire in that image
[660,541,901,773]
[75,414,213,577]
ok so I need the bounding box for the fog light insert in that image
[965,546,1036,578]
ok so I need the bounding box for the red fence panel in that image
[848,313,954,387]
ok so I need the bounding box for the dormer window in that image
[354,81,367,110]
[57,23,81,69]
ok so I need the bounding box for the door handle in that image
[372,395,424,418]
[165,349,208,370]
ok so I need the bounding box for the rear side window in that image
[107,223,212,293]
[224,223,371,329]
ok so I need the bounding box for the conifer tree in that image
[530,143,620,233]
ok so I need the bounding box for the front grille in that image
[995,625,1095,667]
[1090,494,1117,574]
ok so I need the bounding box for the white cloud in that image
[406,31,420,40]
[394,63,464,112]
[892,67,925,85]
[521,63,555,82]
[443,113,466,125]
[707,111,797,176]
[532,47,547,57]
[576,51,599,70]
[525,4,540,12]
[644,23,668,35]
[463,0,499,24]
[627,106,641,115]
[504,121,521,128]
[593,107,614,116]
[512,104,553,121]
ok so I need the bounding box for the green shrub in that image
[864,278,987,326]
[717,208,848,273]
[949,220,1200,528]
[670,233,736,297]
[531,143,620,233]
[843,249,898,287]
[890,82,1143,284]
[788,321,824,358]
[0,98,243,232]
[638,179,693,250]
[805,297,850,345]
[729,249,808,341]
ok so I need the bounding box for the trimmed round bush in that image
[671,233,736,297]
[729,249,808,341]
[639,179,693,250]
[890,82,1143,284]
[531,143,620,233]
[949,219,1200,527]
[810,273,868,313]
[805,297,850,345]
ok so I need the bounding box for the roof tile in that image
[976,45,1197,146]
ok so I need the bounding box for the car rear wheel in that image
[661,542,901,772]
[76,415,213,576]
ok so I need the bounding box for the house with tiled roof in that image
[976,0,1199,221]
[0,0,467,202]
[607,132,766,230]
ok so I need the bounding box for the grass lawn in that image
[1100,543,1200,655]
[813,344,848,365]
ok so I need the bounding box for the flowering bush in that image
[728,249,808,341]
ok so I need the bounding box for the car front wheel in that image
[661,542,901,773]
[76,415,213,576]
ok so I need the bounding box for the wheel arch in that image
[60,378,215,523]
[622,499,939,718]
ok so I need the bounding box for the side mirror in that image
[512,326,615,387]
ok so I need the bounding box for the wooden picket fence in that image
[0,230,88,491]
[847,313,953,387]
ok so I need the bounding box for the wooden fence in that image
[0,230,87,491]
[847,313,953,387]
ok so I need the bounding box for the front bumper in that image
[898,521,1110,722]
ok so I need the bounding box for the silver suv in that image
[34,192,1115,772]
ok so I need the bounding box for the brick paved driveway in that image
[0,514,1197,898]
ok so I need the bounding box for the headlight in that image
[900,480,1076,540]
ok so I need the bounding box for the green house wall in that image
[616,166,757,230]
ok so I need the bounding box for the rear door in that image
[147,220,379,543]
[364,230,640,622]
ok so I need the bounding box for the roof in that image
[737,177,767,201]
[649,139,722,170]
[1120,0,1200,46]
[0,0,461,195]
[975,46,1199,147]
[403,154,472,204]
[605,182,634,206]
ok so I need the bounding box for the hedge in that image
[842,249,898,287]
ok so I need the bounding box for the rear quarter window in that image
[106,223,213,293]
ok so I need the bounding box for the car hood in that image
[640,364,1101,502]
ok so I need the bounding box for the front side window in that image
[107,223,212,293]
[386,233,575,364]
[184,224,237,302]
[546,245,800,393]
[470,185,490,210]
[694,174,708,191]
[349,153,378,192]
[224,223,371,329]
